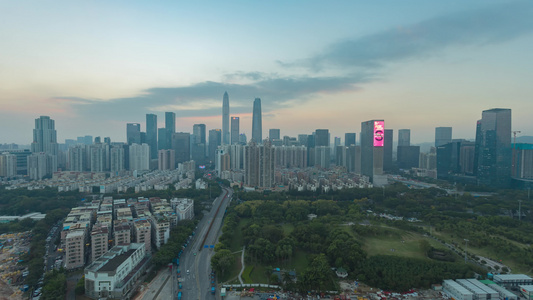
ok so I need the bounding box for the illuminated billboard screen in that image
[373,121,384,147]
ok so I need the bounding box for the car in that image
[187,270,190,275]
[194,252,196,256]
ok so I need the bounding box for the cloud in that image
[60,74,370,122]
[289,1,533,71]
[56,1,533,124]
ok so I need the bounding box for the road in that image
[171,187,233,300]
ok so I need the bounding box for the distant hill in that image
[516,136,533,144]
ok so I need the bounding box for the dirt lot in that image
[0,231,31,300]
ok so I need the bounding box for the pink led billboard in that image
[373,121,384,147]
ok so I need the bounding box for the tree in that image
[211,249,234,278]
[298,254,332,293]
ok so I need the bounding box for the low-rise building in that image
[84,243,150,299]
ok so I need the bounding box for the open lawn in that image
[362,226,451,260]
[431,230,531,275]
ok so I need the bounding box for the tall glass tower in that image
[475,108,512,187]
[222,92,230,145]
[252,98,262,143]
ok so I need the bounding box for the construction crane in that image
[512,131,521,177]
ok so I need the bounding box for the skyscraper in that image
[172,132,191,164]
[383,129,393,172]
[192,124,206,164]
[398,129,411,147]
[146,114,158,159]
[231,117,240,144]
[435,127,453,147]
[361,120,385,185]
[164,112,176,150]
[129,143,150,171]
[126,123,141,145]
[31,116,58,155]
[474,108,512,187]
[208,129,222,163]
[222,92,230,145]
[252,98,262,143]
[269,129,281,141]
[345,133,356,147]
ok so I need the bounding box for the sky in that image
[1,0,533,145]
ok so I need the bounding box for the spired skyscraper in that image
[222,92,230,145]
[252,98,262,143]
[474,108,512,188]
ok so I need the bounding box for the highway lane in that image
[174,187,233,300]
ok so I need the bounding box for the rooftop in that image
[99,249,136,272]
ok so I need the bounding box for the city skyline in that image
[1,1,533,144]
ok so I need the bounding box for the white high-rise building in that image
[28,152,57,180]
[68,145,86,171]
[0,152,17,177]
[129,143,150,171]
[110,145,124,175]
[90,144,106,172]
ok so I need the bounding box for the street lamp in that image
[464,239,469,263]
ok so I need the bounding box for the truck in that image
[178,281,182,289]
[221,287,226,297]
[177,291,182,300]
[211,286,216,295]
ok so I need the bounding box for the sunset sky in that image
[1,1,532,145]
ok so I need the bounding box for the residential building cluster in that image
[4,164,199,193]
[58,196,194,271]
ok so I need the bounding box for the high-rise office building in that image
[231,117,240,144]
[164,112,176,150]
[126,123,141,145]
[192,124,206,164]
[435,127,453,147]
[398,129,411,147]
[474,108,512,187]
[172,132,191,164]
[193,124,206,144]
[345,133,356,147]
[397,146,420,169]
[269,129,281,141]
[383,129,393,172]
[222,92,230,145]
[146,114,158,159]
[208,129,222,163]
[315,129,329,147]
[252,98,262,143]
[165,112,176,134]
[31,116,58,155]
[157,128,168,150]
[361,120,385,185]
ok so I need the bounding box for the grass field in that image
[431,230,531,275]
[362,225,454,260]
